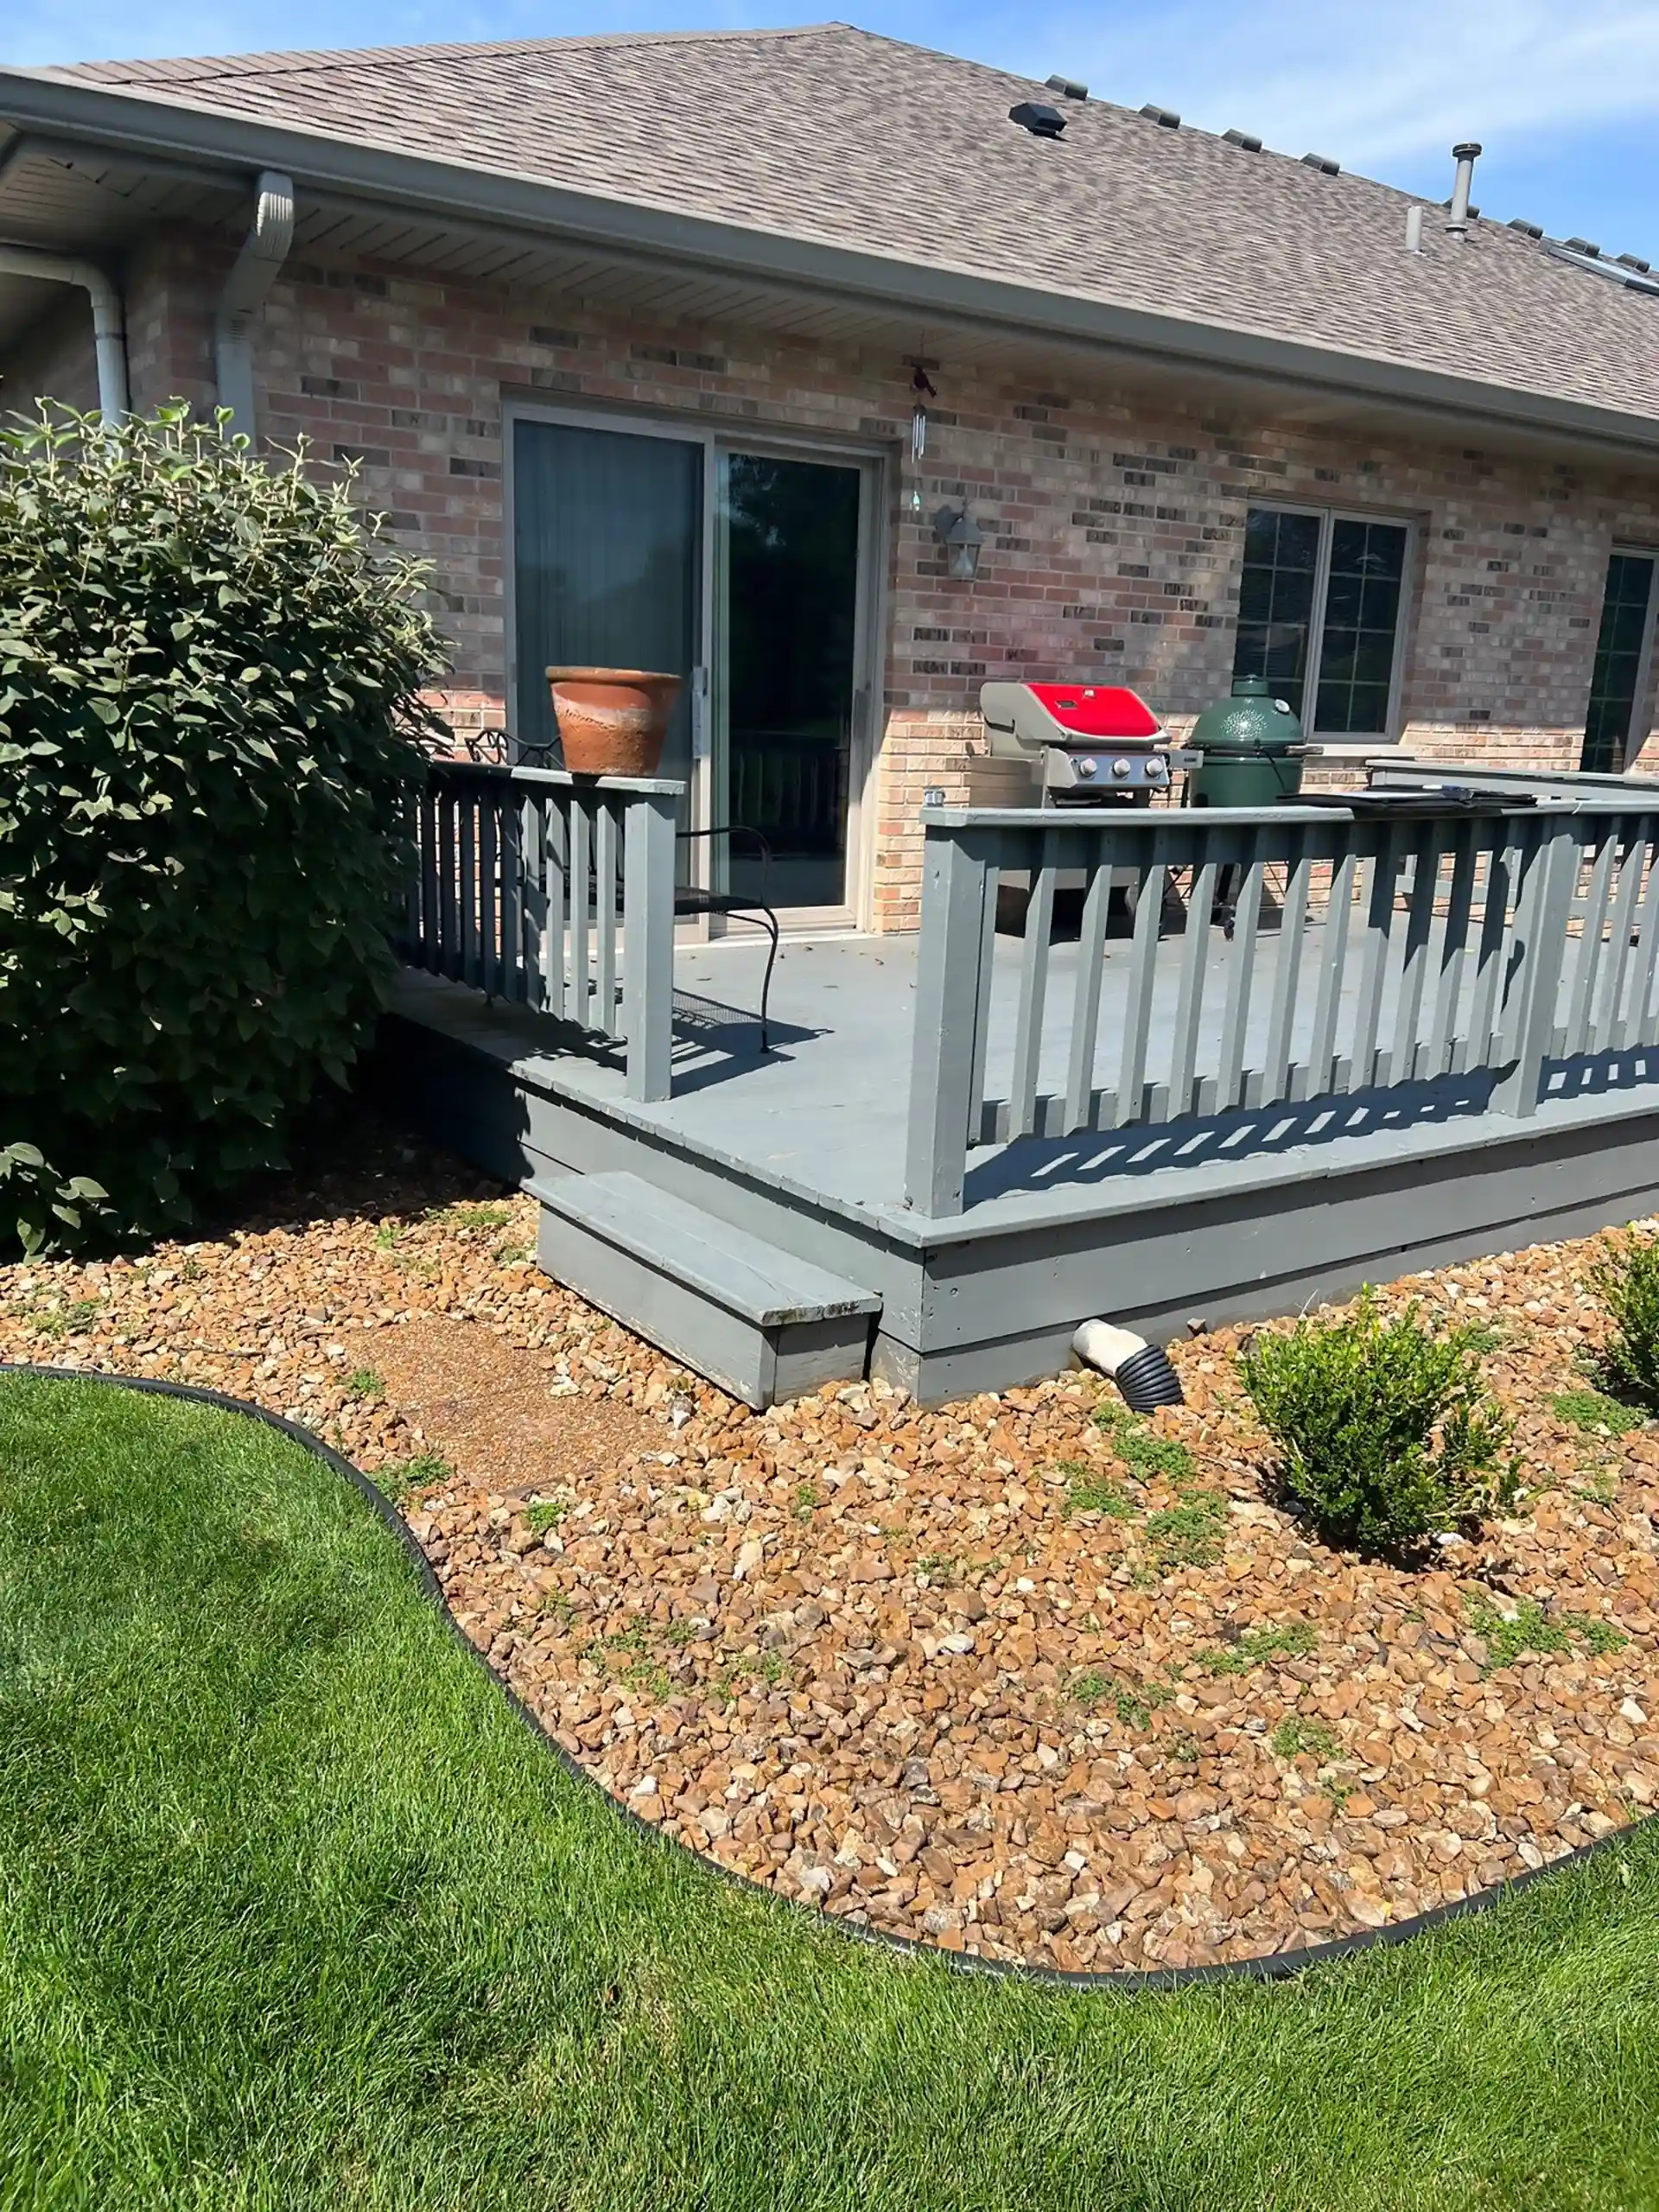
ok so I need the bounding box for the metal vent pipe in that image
[213,169,295,444]
[1446,142,1481,235]
[0,243,128,423]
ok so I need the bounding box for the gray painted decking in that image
[385,929,1659,1397]
[393,925,1659,1233]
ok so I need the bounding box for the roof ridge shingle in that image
[43,21,867,90]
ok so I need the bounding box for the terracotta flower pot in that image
[544,667,682,778]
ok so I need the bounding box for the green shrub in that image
[1587,1230,1659,1410]
[1240,1291,1515,1557]
[0,404,446,1253]
[1551,1386,1645,1438]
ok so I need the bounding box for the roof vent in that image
[1009,100,1067,139]
[1508,218,1544,238]
[1300,152,1340,175]
[1446,142,1481,234]
[1140,104,1180,128]
[1045,73,1088,100]
[1565,236,1600,257]
[1224,128,1262,151]
[1618,252,1653,273]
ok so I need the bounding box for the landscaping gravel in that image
[3,1116,1655,1974]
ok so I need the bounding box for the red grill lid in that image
[1023,683,1162,740]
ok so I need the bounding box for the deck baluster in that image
[1426,819,1478,1078]
[1306,846,1357,1097]
[1008,836,1056,1139]
[1595,821,1648,1052]
[1350,827,1403,1090]
[570,798,593,1029]
[1261,825,1313,1106]
[594,801,619,1033]
[1215,828,1264,1110]
[1566,826,1619,1056]
[436,787,459,982]
[478,797,499,998]
[1116,829,1166,1126]
[1494,819,1579,1116]
[1388,825,1444,1086]
[1167,850,1219,1119]
[1063,838,1112,1133]
[542,799,568,1016]
[1626,828,1659,1049]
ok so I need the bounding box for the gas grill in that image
[979,681,1194,805]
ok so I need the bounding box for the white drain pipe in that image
[213,169,295,444]
[1073,1319,1184,1410]
[0,244,128,423]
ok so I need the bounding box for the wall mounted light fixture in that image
[931,502,985,580]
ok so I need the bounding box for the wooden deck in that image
[383,925,1659,1401]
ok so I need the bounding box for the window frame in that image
[1581,543,1659,772]
[1233,501,1417,746]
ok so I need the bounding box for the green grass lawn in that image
[3,1372,1658,2212]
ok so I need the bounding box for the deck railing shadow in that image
[961,1067,1507,1203]
[668,988,824,1090]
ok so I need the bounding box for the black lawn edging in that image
[3,1358,1648,1996]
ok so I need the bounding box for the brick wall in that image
[9,222,1659,931]
[0,289,101,417]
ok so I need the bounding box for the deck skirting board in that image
[375,1008,1659,1404]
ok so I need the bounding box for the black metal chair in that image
[674,825,780,1050]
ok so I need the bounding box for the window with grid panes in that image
[1580,550,1657,772]
[1231,507,1412,738]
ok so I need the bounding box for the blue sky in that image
[3,0,1654,264]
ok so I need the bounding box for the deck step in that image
[531,1170,880,1409]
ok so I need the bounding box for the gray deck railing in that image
[906,799,1659,1215]
[400,759,682,1103]
[1367,756,1659,804]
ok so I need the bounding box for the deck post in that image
[1493,819,1579,1118]
[623,789,677,1103]
[905,823,991,1217]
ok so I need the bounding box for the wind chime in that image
[907,358,935,514]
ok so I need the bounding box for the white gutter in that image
[213,168,293,443]
[0,241,127,422]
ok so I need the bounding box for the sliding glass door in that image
[512,408,876,920]
[512,418,702,797]
[717,451,863,909]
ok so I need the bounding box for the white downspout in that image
[0,243,128,423]
[213,170,295,445]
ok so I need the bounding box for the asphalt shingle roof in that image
[44,23,1659,428]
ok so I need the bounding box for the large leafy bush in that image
[1241,1291,1516,1556]
[0,405,446,1251]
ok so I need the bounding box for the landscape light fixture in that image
[931,503,985,580]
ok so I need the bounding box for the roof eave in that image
[4,61,1658,461]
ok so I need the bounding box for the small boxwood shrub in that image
[1587,1230,1659,1411]
[1241,1291,1516,1557]
[0,405,446,1251]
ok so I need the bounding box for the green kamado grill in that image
[1187,675,1311,808]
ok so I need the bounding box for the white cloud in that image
[1019,0,1659,164]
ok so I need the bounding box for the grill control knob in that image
[1074,755,1099,779]
[1111,757,1133,779]
[1147,756,1169,782]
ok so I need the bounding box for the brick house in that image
[3,24,1659,931]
